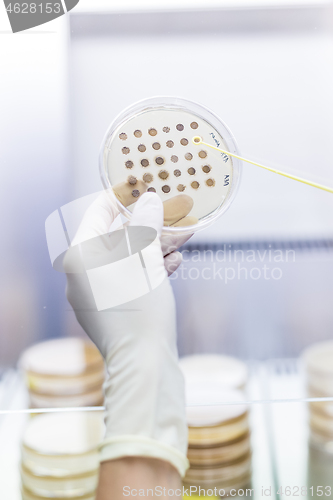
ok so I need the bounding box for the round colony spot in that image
[180,138,188,146]
[119,133,127,140]
[190,122,198,129]
[188,167,196,175]
[174,169,181,177]
[127,175,137,185]
[122,147,130,155]
[202,164,211,173]
[171,155,178,163]
[206,178,215,187]
[166,140,174,148]
[147,187,156,192]
[152,142,161,150]
[177,184,186,192]
[138,144,146,152]
[134,130,142,138]
[125,160,134,169]
[163,127,170,133]
[185,153,193,161]
[155,157,164,165]
[176,124,184,131]
[141,159,149,167]
[199,150,207,159]
[162,185,171,193]
[158,170,169,180]
[191,181,200,189]
[193,136,201,143]
[148,128,157,136]
[143,173,153,183]
[132,189,140,198]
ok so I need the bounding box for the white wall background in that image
[0,12,71,366]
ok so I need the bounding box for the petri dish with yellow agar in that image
[184,382,252,493]
[20,412,104,498]
[180,354,248,391]
[19,338,105,408]
[99,96,242,235]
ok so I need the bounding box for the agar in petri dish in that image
[100,97,241,235]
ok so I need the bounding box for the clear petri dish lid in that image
[302,341,333,378]
[310,409,333,437]
[182,472,252,491]
[19,338,104,377]
[185,383,247,426]
[22,413,105,456]
[21,486,96,500]
[20,464,98,498]
[99,96,242,235]
[184,452,251,480]
[180,354,248,390]
[28,386,104,409]
[187,433,251,466]
[25,369,105,397]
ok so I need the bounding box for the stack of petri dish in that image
[20,338,105,409]
[180,355,251,494]
[20,412,104,500]
[302,341,333,454]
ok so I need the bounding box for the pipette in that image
[192,136,333,194]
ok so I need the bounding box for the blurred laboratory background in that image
[1,0,333,368]
[1,1,333,498]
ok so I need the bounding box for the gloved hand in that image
[64,186,195,477]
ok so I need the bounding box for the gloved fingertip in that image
[135,192,163,211]
[130,192,164,237]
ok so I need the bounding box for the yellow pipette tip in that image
[192,136,202,145]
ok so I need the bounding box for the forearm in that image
[96,457,182,500]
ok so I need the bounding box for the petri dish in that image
[310,410,333,437]
[185,385,249,446]
[99,96,242,235]
[187,412,249,447]
[302,341,333,395]
[184,453,251,482]
[187,433,251,467]
[20,338,105,397]
[20,465,98,498]
[309,397,333,418]
[310,428,333,455]
[21,486,96,500]
[183,473,252,493]
[21,413,104,477]
[28,386,104,408]
[180,354,248,391]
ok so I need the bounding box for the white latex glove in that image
[64,191,189,477]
